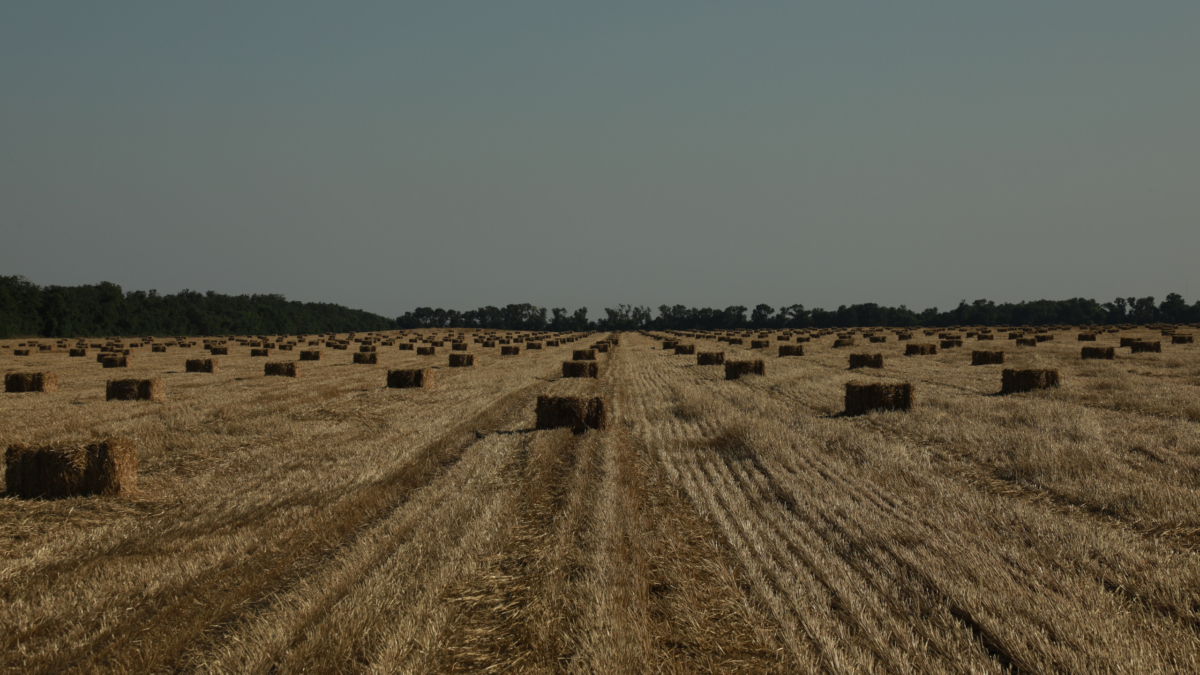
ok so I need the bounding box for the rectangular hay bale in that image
[387,369,433,388]
[562,361,599,378]
[697,351,725,365]
[725,360,765,380]
[778,345,805,357]
[971,350,1005,365]
[5,372,59,393]
[849,353,884,369]
[5,438,137,499]
[1001,369,1060,394]
[573,349,597,360]
[353,352,378,364]
[449,353,475,367]
[300,350,323,361]
[264,362,300,378]
[185,359,218,373]
[1081,347,1115,360]
[106,378,165,401]
[844,381,913,416]
[535,395,608,434]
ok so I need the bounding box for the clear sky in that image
[3,2,1197,317]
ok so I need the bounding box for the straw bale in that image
[5,438,137,499]
[535,395,608,434]
[152,345,167,353]
[849,353,884,369]
[697,352,725,365]
[725,360,765,380]
[1015,338,1038,347]
[185,359,218,373]
[527,342,543,350]
[562,361,599,378]
[106,378,165,401]
[751,340,770,349]
[417,346,436,356]
[102,356,132,368]
[13,349,30,356]
[662,340,677,350]
[353,352,378,364]
[69,348,88,357]
[971,350,1005,366]
[449,353,475,367]
[1077,333,1097,342]
[1035,334,1054,342]
[398,343,414,351]
[1172,334,1194,344]
[869,336,888,343]
[387,369,433,388]
[1001,369,1060,394]
[674,344,696,355]
[833,339,856,348]
[1081,347,1115,360]
[940,339,963,349]
[1130,341,1162,353]
[573,349,597,361]
[976,334,995,341]
[300,350,323,361]
[844,381,913,416]
[905,344,937,356]
[264,362,300,378]
[250,348,273,357]
[778,345,805,357]
[5,372,58,393]
[359,345,377,353]
[501,346,520,356]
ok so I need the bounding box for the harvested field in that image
[0,328,1198,673]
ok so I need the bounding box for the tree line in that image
[3,275,1198,339]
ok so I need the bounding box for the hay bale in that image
[106,378,165,401]
[697,351,725,365]
[101,355,132,368]
[209,347,229,355]
[69,348,88,357]
[971,350,1005,366]
[527,342,543,350]
[452,343,468,351]
[1130,341,1162,354]
[778,345,805,357]
[750,340,770,349]
[501,346,520,356]
[250,348,272,357]
[300,350,323,361]
[1001,369,1060,394]
[5,438,137,499]
[1077,333,1097,342]
[849,353,884,369]
[152,345,167,353]
[417,346,436,356]
[573,349,597,360]
[13,349,30,356]
[1172,334,1194,344]
[449,353,475,367]
[674,344,696,355]
[727,338,744,346]
[185,359,218,373]
[594,344,610,353]
[725,360,765,380]
[976,334,995,341]
[264,362,300,378]
[535,395,608,434]
[359,345,377,353]
[546,340,560,347]
[869,336,888,343]
[5,372,58,393]
[940,339,963,349]
[398,343,414,351]
[845,381,913,416]
[905,344,937,356]
[1008,332,1024,340]
[562,361,599,378]
[482,341,496,348]
[1081,347,1115,360]
[662,340,678,350]
[387,369,433,388]
[353,352,378,364]
[1034,334,1054,342]
[1015,338,1038,347]
[833,339,856,348]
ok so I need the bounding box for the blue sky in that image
[3,2,1197,316]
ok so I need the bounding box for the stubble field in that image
[2,328,1199,674]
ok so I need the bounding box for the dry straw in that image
[562,361,599,378]
[849,353,884,369]
[106,378,165,401]
[1001,369,1060,394]
[185,359,219,373]
[5,438,137,499]
[264,362,300,378]
[971,350,1005,365]
[387,369,432,388]
[5,372,59,393]
[844,381,913,416]
[535,395,608,434]
[725,360,765,380]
